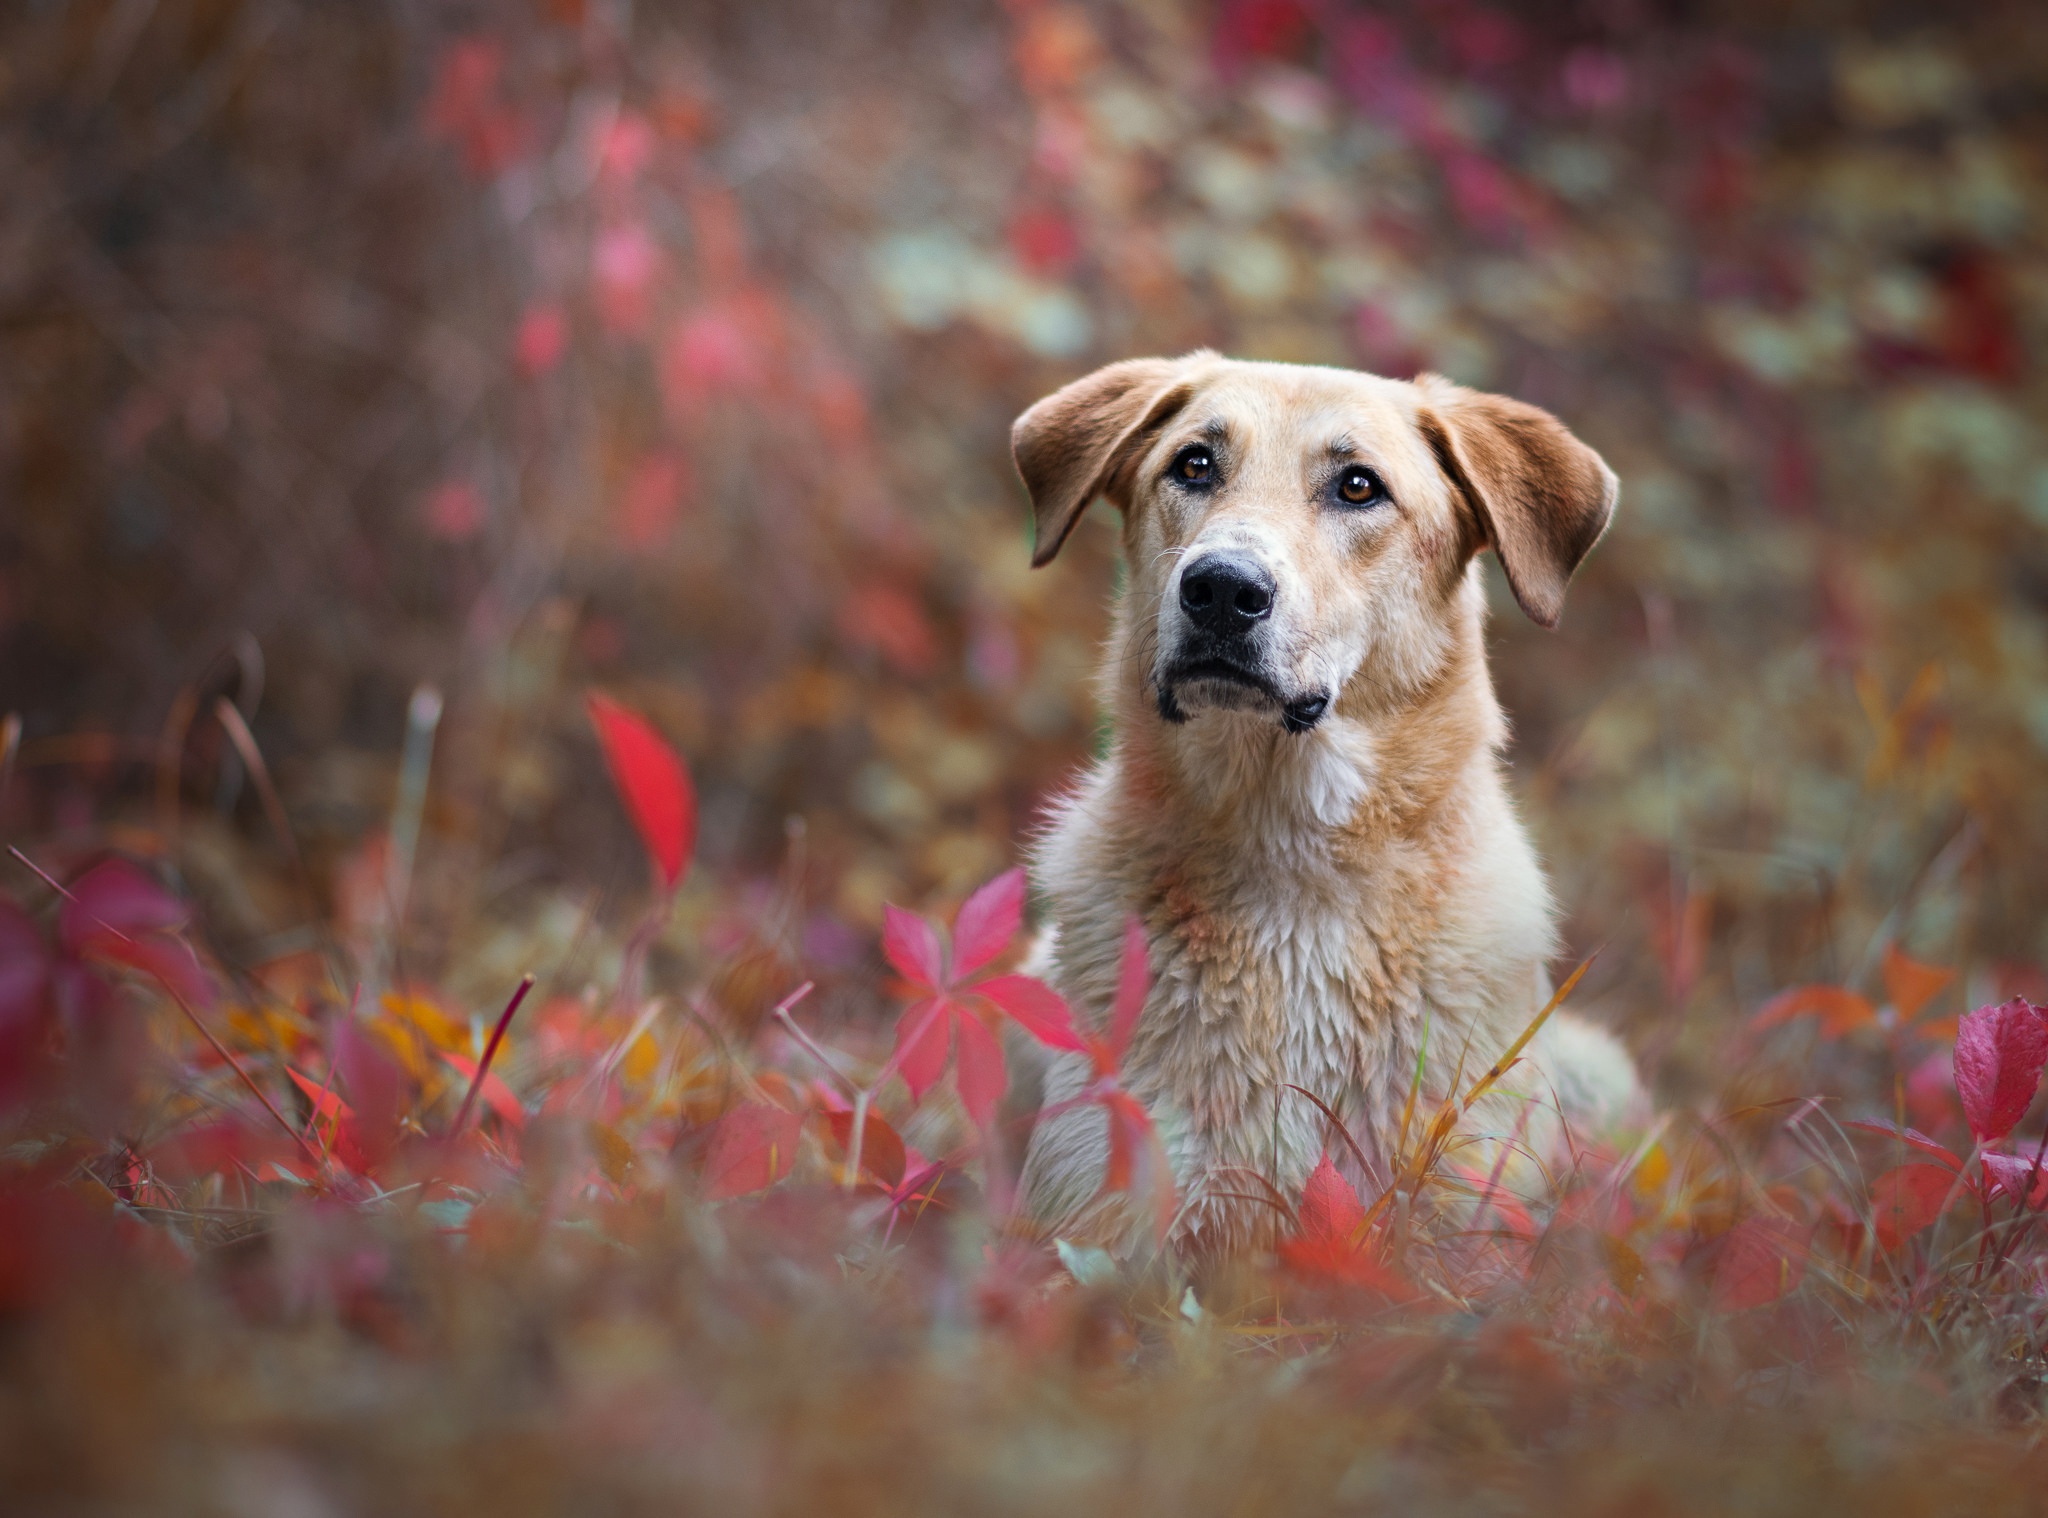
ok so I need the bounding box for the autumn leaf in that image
[1882,943,1956,1024]
[882,903,945,989]
[818,1109,907,1188]
[287,1066,354,1126]
[1751,985,1875,1038]
[1842,1121,1965,1173]
[1296,1151,1365,1244]
[1953,997,2048,1143]
[702,1101,803,1199]
[950,867,1024,979]
[1280,1152,1408,1295]
[1869,1164,1956,1251]
[56,858,188,952]
[975,975,1084,1051]
[586,692,697,892]
[1711,1216,1810,1311]
[877,872,1081,1120]
[1981,1150,2048,1209]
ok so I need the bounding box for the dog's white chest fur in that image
[1019,704,1568,1253]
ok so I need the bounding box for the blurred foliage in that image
[4,0,2048,1507]
[4,0,2047,1048]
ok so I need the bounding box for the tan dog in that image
[1009,352,1641,1256]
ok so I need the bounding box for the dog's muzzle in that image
[1159,553,1330,733]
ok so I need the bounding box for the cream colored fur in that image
[1009,353,1642,1256]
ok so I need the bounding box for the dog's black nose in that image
[1179,555,1275,636]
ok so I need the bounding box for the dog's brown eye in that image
[1174,447,1214,485]
[1337,466,1384,506]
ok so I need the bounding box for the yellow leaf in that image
[621,1029,661,1086]
[587,1122,636,1186]
[1632,1142,1671,1196]
[382,993,470,1052]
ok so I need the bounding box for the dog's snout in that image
[1178,555,1275,636]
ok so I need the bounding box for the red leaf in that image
[890,997,953,1102]
[953,1011,1007,1127]
[1953,997,2048,1142]
[1842,1121,1965,1172]
[951,868,1025,979]
[1098,1090,1176,1239]
[1751,985,1876,1037]
[882,903,945,989]
[976,974,1085,1051]
[703,1102,803,1199]
[1296,1152,1365,1244]
[1109,916,1150,1061]
[1869,1163,1957,1251]
[287,1067,354,1125]
[57,859,188,955]
[441,1053,525,1129]
[586,693,697,891]
[1982,1150,2048,1209]
[820,1110,906,1188]
[1711,1216,1810,1311]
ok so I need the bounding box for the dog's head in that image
[1012,353,1616,732]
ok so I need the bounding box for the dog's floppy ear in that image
[1417,375,1618,628]
[1011,355,1205,567]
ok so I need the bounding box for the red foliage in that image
[587,693,698,893]
[1711,1216,1810,1311]
[1952,997,2048,1143]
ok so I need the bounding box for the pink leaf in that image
[881,904,945,989]
[441,1053,525,1129]
[951,868,1025,979]
[80,931,215,1010]
[57,860,186,956]
[953,1012,1007,1128]
[975,974,1085,1051]
[1711,1216,1810,1311]
[1982,1150,2048,1209]
[587,693,697,891]
[334,1019,407,1171]
[1109,916,1151,1060]
[702,1102,803,1200]
[1842,1121,1965,1172]
[1297,1152,1366,1244]
[1953,997,2048,1143]
[1869,1163,1957,1251]
[890,997,953,1102]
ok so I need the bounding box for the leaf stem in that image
[453,974,534,1136]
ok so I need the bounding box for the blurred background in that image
[2,0,2044,1103]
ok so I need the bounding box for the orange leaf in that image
[1752,985,1875,1038]
[1882,943,1956,1024]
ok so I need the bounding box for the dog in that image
[1008,352,1642,1256]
